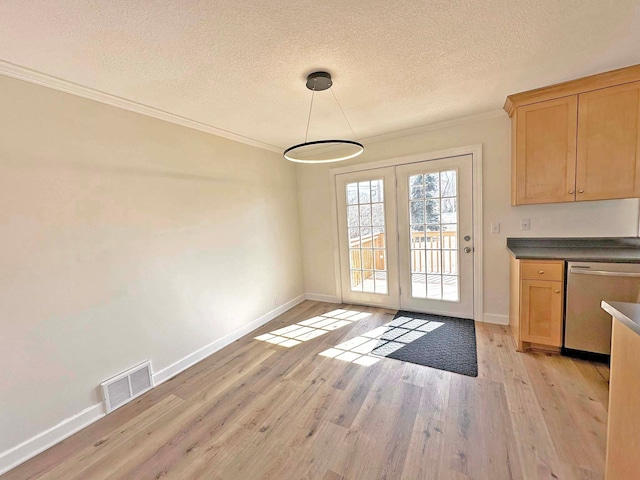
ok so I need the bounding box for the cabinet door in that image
[520,280,564,346]
[605,320,640,479]
[576,81,640,201]
[514,96,578,205]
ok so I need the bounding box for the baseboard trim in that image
[0,403,105,475]
[482,313,510,325]
[0,293,305,476]
[302,295,511,327]
[152,293,306,385]
[304,293,341,303]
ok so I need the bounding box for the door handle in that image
[464,247,472,253]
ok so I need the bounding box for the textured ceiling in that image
[1,1,640,151]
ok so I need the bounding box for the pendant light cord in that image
[304,81,316,143]
[284,72,364,163]
[331,88,358,140]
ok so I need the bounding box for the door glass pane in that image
[346,183,359,205]
[374,249,386,271]
[427,247,441,274]
[427,275,442,300]
[359,204,372,226]
[441,224,458,275]
[412,273,427,298]
[347,206,359,227]
[361,249,374,269]
[411,249,425,273]
[410,225,424,249]
[348,228,361,247]
[425,173,440,197]
[375,272,388,294]
[442,224,457,246]
[441,171,456,197]
[370,180,384,202]
[358,181,371,203]
[442,249,457,275]
[409,174,424,199]
[345,179,388,295]
[425,199,440,224]
[373,227,385,247]
[350,270,363,291]
[371,204,385,226]
[349,249,362,269]
[362,271,375,292]
[441,198,457,223]
[442,275,458,301]
[426,225,441,250]
[410,201,424,224]
[408,171,460,301]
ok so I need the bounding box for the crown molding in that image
[0,60,282,154]
[0,59,507,155]
[361,109,507,145]
[504,63,640,117]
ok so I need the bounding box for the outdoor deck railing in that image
[349,231,457,281]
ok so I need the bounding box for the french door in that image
[336,155,474,319]
[336,167,400,307]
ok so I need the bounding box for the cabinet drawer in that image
[521,261,564,281]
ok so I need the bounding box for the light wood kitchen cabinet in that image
[505,64,640,206]
[601,303,640,480]
[513,96,577,205]
[510,257,565,351]
[576,81,640,201]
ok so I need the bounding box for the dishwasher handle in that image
[569,267,640,278]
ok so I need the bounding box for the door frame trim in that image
[328,144,483,320]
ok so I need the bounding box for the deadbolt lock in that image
[464,235,471,241]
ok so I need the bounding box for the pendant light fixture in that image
[284,71,364,164]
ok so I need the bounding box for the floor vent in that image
[100,361,153,413]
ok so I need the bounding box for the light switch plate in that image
[490,222,500,234]
[520,218,531,231]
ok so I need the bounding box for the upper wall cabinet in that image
[576,81,640,201]
[505,65,640,206]
[514,96,577,205]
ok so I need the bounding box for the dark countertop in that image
[602,301,640,336]
[506,237,640,263]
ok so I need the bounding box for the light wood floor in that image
[2,301,610,480]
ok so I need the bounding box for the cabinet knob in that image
[538,270,544,274]
[568,190,575,194]
[578,189,584,193]
[555,290,560,293]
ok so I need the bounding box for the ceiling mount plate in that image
[306,71,332,91]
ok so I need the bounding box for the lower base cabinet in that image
[510,257,565,351]
[605,318,640,479]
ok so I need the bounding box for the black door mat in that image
[372,310,478,377]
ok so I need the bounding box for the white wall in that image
[0,75,304,454]
[296,113,640,321]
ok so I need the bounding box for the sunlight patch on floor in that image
[254,309,371,348]
[319,315,444,366]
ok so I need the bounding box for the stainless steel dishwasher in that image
[565,261,640,355]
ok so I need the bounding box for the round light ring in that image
[283,139,364,164]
